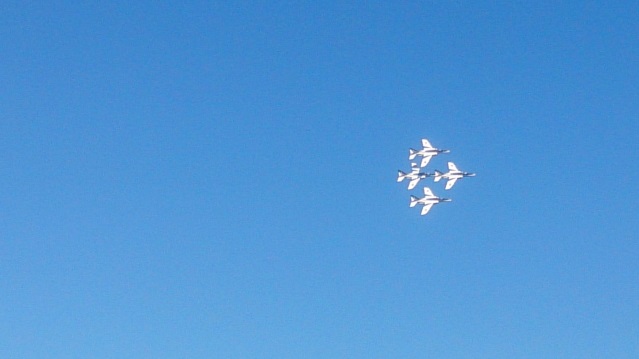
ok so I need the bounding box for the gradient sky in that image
[2,1,638,358]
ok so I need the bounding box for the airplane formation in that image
[397,138,475,216]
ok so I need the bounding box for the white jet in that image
[409,187,451,215]
[434,162,476,190]
[397,163,434,190]
[408,138,450,168]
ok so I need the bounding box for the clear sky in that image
[1,1,638,358]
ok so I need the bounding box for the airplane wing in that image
[408,178,420,190]
[423,187,434,197]
[448,162,459,171]
[420,203,434,215]
[421,139,433,148]
[420,156,432,168]
[445,178,458,190]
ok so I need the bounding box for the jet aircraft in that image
[434,162,476,190]
[409,187,451,215]
[409,138,450,167]
[397,163,434,190]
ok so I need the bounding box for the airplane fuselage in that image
[410,187,451,215]
[440,171,465,180]
[412,195,451,215]
[417,148,443,156]
[434,162,475,189]
[415,196,444,206]
[446,171,475,179]
[409,148,450,167]
[403,172,421,181]
[403,172,431,180]
[398,169,433,190]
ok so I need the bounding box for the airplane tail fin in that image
[408,148,417,160]
[397,170,406,182]
[433,170,442,182]
[409,195,419,207]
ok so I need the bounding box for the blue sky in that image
[1,1,638,358]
